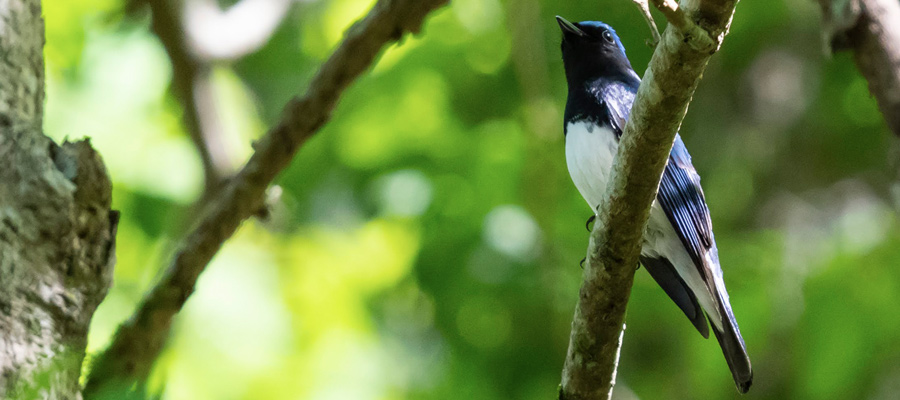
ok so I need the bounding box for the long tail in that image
[710,293,753,393]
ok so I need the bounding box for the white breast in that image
[565,120,619,210]
[564,120,723,328]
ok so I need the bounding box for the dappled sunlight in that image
[207,66,267,167]
[160,237,294,399]
[43,0,121,69]
[276,220,425,398]
[335,70,458,168]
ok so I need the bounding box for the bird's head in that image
[557,16,635,84]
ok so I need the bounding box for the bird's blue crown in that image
[577,21,628,57]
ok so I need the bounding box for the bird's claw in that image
[585,214,596,232]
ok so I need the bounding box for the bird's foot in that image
[585,214,596,232]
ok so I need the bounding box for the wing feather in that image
[597,80,715,282]
[594,77,752,391]
[658,137,715,281]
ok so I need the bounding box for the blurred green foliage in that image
[41,0,900,399]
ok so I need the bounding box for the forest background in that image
[37,0,900,398]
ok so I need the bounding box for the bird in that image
[556,16,753,393]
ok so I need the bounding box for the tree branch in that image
[818,0,900,137]
[649,0,716,52]
[82,0,448,395]
[558,0,740,398]
[146,0,294,196]
[144,0,233,194]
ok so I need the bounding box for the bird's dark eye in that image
[602,30,615,43]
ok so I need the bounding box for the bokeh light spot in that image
[483,205,542,261]
[374,169,434,217]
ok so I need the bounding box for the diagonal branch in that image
[558,0,740,399]
[82,0,448,395]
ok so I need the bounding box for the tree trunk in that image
[0,0,117,398]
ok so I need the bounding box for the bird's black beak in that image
[556,16,586,39]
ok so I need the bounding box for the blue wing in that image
[658,137,714,274]
[596,81,711,335]
[597,79,752,391]
[594,80,634,136]
[659,137,753,390]
[597,80,714,280]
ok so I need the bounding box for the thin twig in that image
[557,0,738,398]
[631,0,661,47]
[145,0,231,194]
[82,0,448,396]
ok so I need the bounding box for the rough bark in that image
[0,0,117,398]
[558,0,740,399]
[82,0,449,396]
[819,0,900,137]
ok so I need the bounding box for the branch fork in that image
[632,0,718,52]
